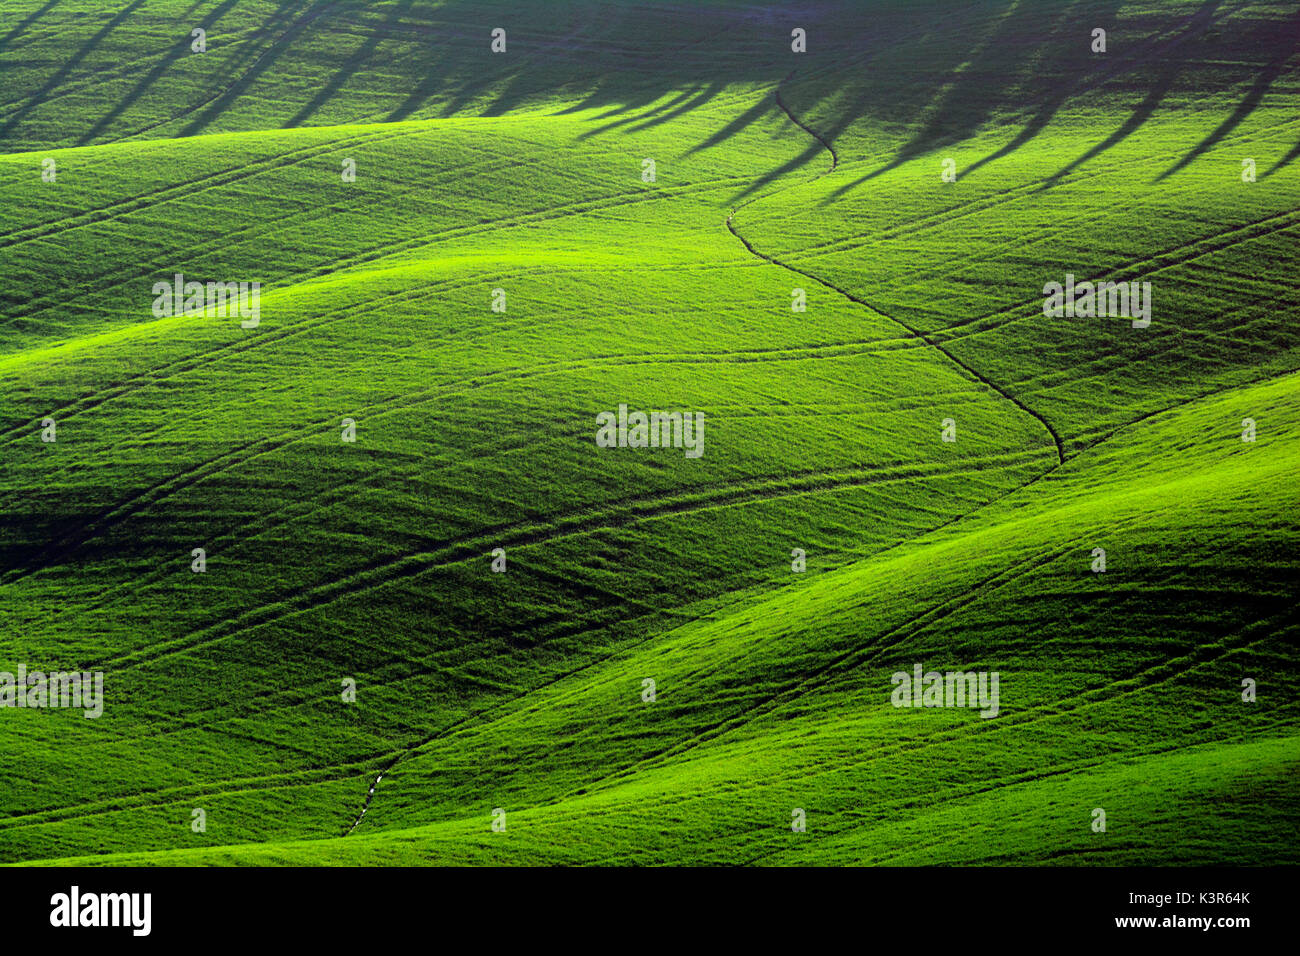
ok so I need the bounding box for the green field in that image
[0,0,1296,866]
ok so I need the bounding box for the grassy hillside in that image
[0,0,1296,866]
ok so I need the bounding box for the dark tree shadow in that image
[10,0,1294,194]
[1045,0,1224,184]
[825,0,1265,199]
[0,0,60,55]
[1262,138,1300,178]
[286,0,417,128]
[826,0,1076,197]
[575,85,704,139]
[0,0,148,139]
[178,0,334,138]
[76,0,244,145]
[962,0,1123,180]
[683,93,780,157]
[1155,7,1300,182]
[584,83,725,139]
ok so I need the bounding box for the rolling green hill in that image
[0,0,1296,866]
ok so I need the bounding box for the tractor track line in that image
[726,74,1066,465]
[15,363,1288,834]
[83,446,1053,673]
[2,167,756,331]
[0,332,1005,586]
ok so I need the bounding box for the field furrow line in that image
[726,75,1067,463]
[85,446,1054,673]
[0,124,413,250]
[1,327,963,583]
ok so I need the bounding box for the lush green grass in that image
[0,0,1296,865]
